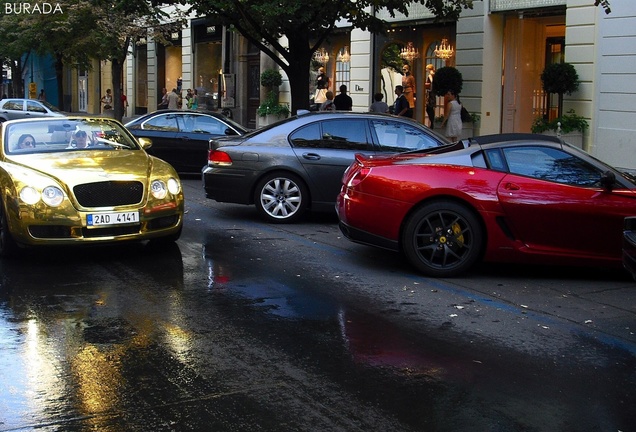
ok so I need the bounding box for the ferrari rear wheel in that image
[402,200,483,277]
[0,201,18,258]
[254,172,308,223]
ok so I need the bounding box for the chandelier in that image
[400,42,419,62]
[337,46,350,63]
[313,48,330,64]
[434,38,455,59]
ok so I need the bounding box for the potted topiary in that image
[534,63,585,147]
[541,62,579,118]
[432,66,463,97]
[432,66,475,137]
[260,68,283,89]
[257,69,289,126]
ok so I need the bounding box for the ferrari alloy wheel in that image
[402,200,483,277]
[254,172,308,223]
[0,201,18,258]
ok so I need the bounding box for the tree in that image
[0,14,34,98]
[186,0,474,113]
[540,62,579,118]
[0,0,184,119]
[78,0,186,120]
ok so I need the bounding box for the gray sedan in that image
[202,111,450,223]
[0,99,66,122]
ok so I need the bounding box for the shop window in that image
[135,44,147,112]
[194,41,222,97]
[424,43,447,122]
[335,46,350,91]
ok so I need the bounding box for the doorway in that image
[501,15,565,133]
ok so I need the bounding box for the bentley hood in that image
[5,150,163,188]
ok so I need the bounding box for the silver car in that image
[203,111,450,223]
[0,99,66,122]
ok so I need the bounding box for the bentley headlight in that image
[42,186,64,207]
[151,180,167,199]
[167,178,180,195]
[19,186,40,205]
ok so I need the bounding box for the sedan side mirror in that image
[600,170,616,190]
[224,127,238,136]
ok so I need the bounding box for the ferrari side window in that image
[484,149,507,171]
[371,120,439,152]
[503,146,601,187]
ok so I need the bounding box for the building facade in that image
[120,1,635,167]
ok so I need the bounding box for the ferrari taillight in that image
[209,150,233,166]
[348,167,370,188]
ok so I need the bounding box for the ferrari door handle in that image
[504,182,520,191]
[302,153,321,160]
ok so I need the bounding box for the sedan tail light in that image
[209,150,233,166]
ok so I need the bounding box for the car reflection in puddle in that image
[203,244,470,380]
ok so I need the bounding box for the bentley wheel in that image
[0,201,18,258]
[401,200,483,277]
[254,172,308,223]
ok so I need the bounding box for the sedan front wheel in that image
[254,172,308,223]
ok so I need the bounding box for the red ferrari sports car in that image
[337,133,636,277]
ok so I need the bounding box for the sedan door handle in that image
[302,153,321,160]
[178,135,191,141]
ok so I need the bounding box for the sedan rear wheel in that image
[254,172,308,223]
[402,200,483,277]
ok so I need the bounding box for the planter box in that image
[257,114,287,128]
[540,130,583,149]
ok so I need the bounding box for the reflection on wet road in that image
[0,180,635,431]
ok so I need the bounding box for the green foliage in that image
[260,69,283,88]
[432,66,463,97]
[257,91,290,117]
[540,62,580,96]
[467,112,480,123]
[187,0,474,112]
[531,110,589,134]
[381,44,404,72]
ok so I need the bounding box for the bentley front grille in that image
[74,181,144,207]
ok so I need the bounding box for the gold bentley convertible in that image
[0,117,184,256]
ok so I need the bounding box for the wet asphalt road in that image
[1,178,635,431]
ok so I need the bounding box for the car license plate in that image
[87,211,139,227]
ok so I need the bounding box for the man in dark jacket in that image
[334,85,353,111]
[393,85,410,117]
